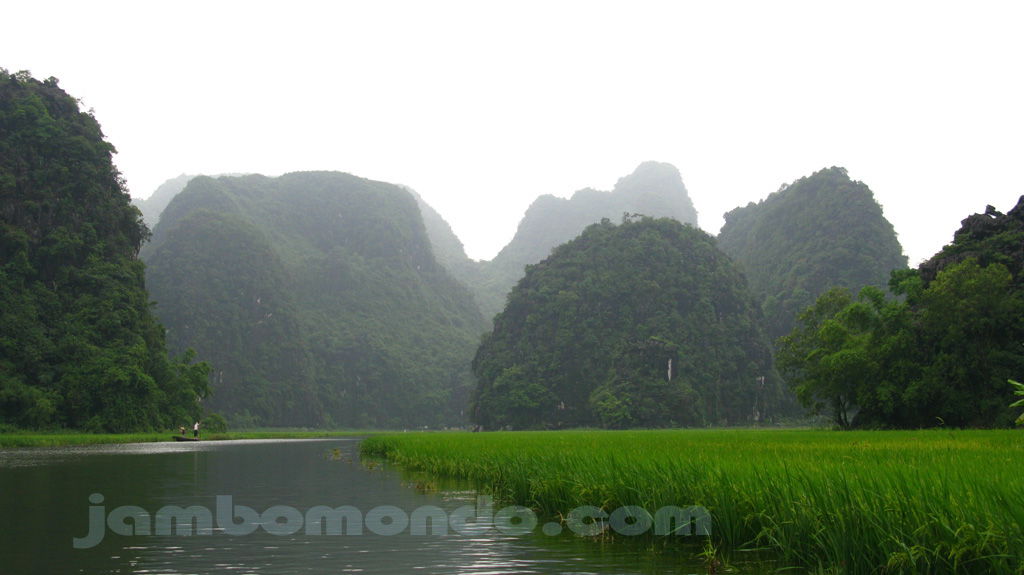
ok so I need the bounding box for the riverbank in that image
[362,428,1024,574]
[0,429,376,448]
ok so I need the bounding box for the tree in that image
[777,287,887,428]
[909,260,1022,426]
[779,259,1024,428]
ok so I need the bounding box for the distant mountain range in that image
[9,70,1012,433]
[136,162,907,428]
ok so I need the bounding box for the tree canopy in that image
[0,70,208,431]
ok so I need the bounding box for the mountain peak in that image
[469,162,700,320]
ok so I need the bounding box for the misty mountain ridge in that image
[143,171,486,427]
[135,163,905,343]
[133,172,249,229]
[465,161,700,319]
[137,161,702,322]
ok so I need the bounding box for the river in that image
[0,438,718,574]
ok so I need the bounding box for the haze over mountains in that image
[469,161,699,320]
[718,167,908,340]
[132,159,909,428]
[142,172,486,427]
[0,70,916,430]
[8,70,1024,433]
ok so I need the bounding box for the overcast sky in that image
[4,1,1023,264]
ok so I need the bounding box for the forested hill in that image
[0,70,208,431]
[717,167,907,340]
[472,217,785,429]
[143,172,487,428]
[471,161,699,320]
[778,196,1024,428]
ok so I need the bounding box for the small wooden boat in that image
[172,435,200,442]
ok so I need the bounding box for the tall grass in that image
[362,429,1024,573]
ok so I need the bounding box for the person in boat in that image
[193,421,200,438]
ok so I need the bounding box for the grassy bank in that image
[361,429,1024,573]
[0,429,374,448]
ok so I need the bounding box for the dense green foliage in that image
[468,162,700,320]
[363,429,1024,574]
[143,172,487,428]
[0,70,208,431]
[718,167,907,340]
[471,217,784,429]
[779,198,1024,428]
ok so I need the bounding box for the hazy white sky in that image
[4,1,1023,264]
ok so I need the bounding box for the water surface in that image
[0,438,716,574]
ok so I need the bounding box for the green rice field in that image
[361,429,1024,574]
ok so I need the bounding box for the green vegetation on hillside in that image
[718,167,907,340]
[0,70,208,431]
[779,198,1024,428]
[470,162,700,320]
[143,172,487,428]
[471,216,784,429]
[363,429,1024,574]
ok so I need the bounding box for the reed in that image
[361,429,1024,573]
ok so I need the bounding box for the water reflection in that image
[0,439,713,574]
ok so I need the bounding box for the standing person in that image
[193,421,200,438]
